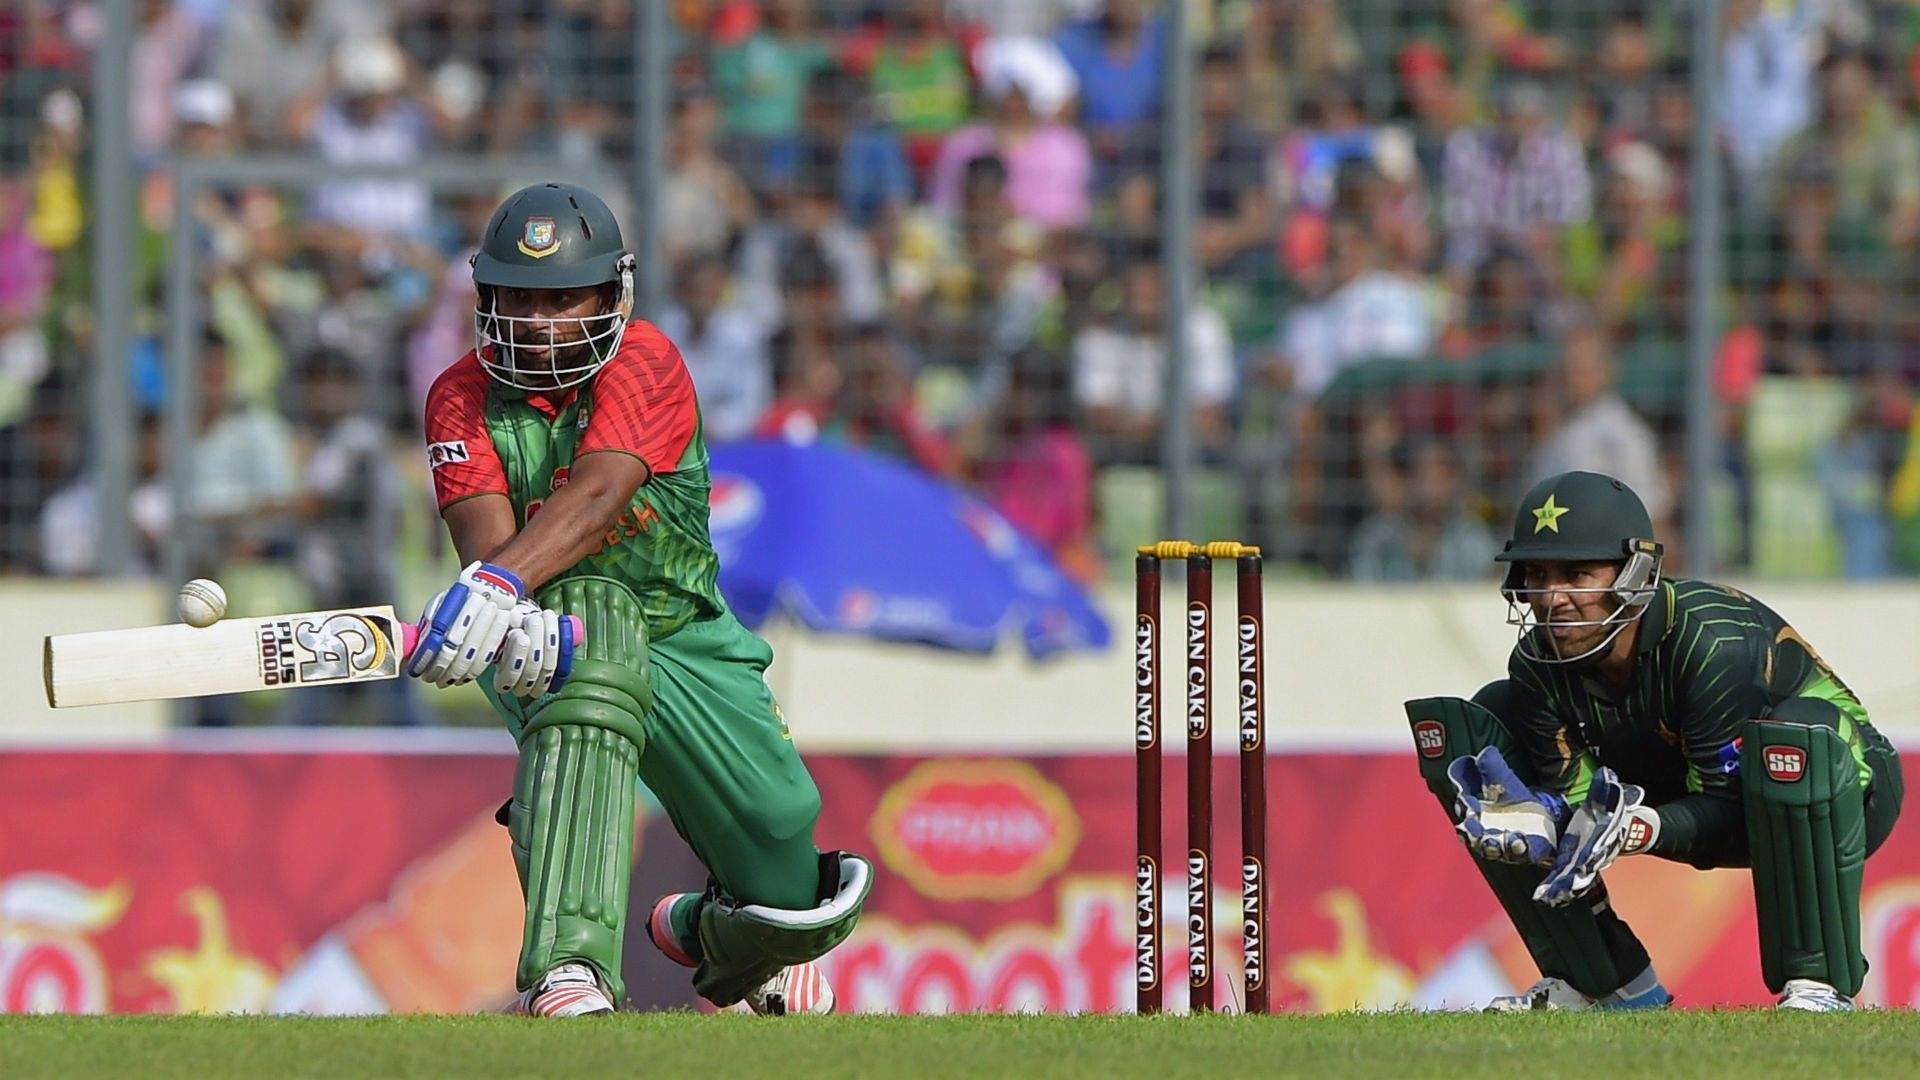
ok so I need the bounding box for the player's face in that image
[1520,560,1621,656]
[490,285,605,376]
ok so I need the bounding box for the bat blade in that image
[44,605,416,708]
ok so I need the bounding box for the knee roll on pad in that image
[1744,718,1869,996]
[520,576,654,749]
[692,851,873,1007]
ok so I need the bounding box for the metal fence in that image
[8,0,1920,631]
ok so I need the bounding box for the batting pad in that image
[1744,719,1869,996]
[1407,695,1643,999]
[505,576,655,1000]
[693,852,872,1007]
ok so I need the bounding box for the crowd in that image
[7,0,1920,598]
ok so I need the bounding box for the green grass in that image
[6,1011,1920,1079]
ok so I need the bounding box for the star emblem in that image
[1532,494,1570,534]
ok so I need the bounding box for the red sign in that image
[1763,746,1807,783]
[5,747,1919,1014]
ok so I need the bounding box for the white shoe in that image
[1777,979,1855,1012]
[1484,976,1673,1012]
[512,962,616,1017]
[743,961,834,1016]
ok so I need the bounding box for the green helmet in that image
[1494,471,1664,664]
[471,182,635,391]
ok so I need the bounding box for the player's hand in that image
[493,601,584,699]
[1534,768,1657,907]
[1447,746,1568,866]
[406,562,525,688]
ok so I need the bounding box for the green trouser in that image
[488,591,827,1002]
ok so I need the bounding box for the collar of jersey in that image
[1633,579,1676,656]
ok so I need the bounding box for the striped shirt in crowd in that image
[1441,126,1592,272]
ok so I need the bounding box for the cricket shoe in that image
[1777,979,1855,1012]
[647,893,699,968]
[512,962,616,1017]
[1484,976,1672,1013]
[743,961,835,1016]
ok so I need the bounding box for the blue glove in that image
[1534,767,1652,907]
[1447,745,1569,866]
[406,561,525,688]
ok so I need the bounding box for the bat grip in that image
[393,614,582,664]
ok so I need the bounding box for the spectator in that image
[661,85,758,266]
[1052,0,1165,153]
[1396,42,1471,196]
[737,162,887,326]
[858,0,976,176]
[131,0,208,161]
[1771,46,1920,252]
[757,320,842,445]
[831,320,956,476]
[41,410,171,577]
[1239,0,1360,136]
[1272,218,1438,402]
[1349,438,1498,582]
[1720,0,1822,187]
[217,0,379,147]
[1116,43,1274,274]
[930,36,1092,230]
[892,154,1051,374]
[284,346,425,725]
[709,0,831,145]
[655,254,772,443]
[189,328,301,552]
[0,150,54,430]
[1441,78,1592,298]
[1595,7,1661,145]
[1525,321,1673,534]
[968,344,1099,582]
[300,34,436,244]
[767,67,913,234]
[1072,244,1235,464]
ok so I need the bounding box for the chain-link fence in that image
[11,1,1920,720]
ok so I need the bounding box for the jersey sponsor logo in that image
[1414,720,1447,759]
[426,440,469,470]
[1763,745,1807,783]
[1718,737,1744,775]
[517,216,559,258]
[551,466,570,491]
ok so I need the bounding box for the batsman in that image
[407,182,870,1017]
[1409,470,1903,1011]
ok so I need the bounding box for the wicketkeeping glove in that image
[1534,767,1658,907]
[406,561,525,688]
[1447,745,1569,866]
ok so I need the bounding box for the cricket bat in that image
[43,605,419,709]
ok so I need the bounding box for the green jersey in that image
[424,324,726,641]
[1506,577,1888,859]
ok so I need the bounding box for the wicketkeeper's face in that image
[1518,560,1623,657]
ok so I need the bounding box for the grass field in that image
[7,1012,1920,1079]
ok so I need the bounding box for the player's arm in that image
[484,451,649,591]
[1644,632,1767,859]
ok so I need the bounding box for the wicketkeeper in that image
[406,182,870,1017]
[1409,470,1903,1011]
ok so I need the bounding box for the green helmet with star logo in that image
[1494,471,1665,664]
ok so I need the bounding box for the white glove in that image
[493,601,584,699]
[405,561,525,688]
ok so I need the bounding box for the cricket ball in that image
[177,578,228,628]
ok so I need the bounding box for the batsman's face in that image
[489,285,608,375]
[1520,560,1620,654]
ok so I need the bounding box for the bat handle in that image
[400,620,420,659]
